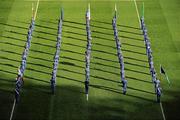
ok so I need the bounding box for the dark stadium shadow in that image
[0,81,155,120]
[163,91,180,120]
[0,68,49,84]
[0,87,14,120]
[12,83,131,120]
[57,75,154,97]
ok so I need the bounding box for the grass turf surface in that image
[0,0,180,120]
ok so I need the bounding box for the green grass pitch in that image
[0,0,180,120]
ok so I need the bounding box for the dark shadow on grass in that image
[124,56,148,63]
[0,68,49,84]
[122,42,145,49]
[0,38,85,57]
[121,48,147,56]
[63,23,86,31]
[119,35,144,42]
[63,19,86,26]
[35,23,57,31]
[3,29,146,58]
[118,29,142,36]
[91,20,141,30]
[0,22,28,30]
[0,57,149,79]
[63,30,87,37]
[124,61,149,69]
[0,88,14,120]
[0,64,153,102]
[126,76,152,84]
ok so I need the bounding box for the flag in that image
[61,8,64,21]
[160,65,166,75]
[87,3,91,20]
[160,65,171,85]
[141,2,144,18]
[114,4,117,18]
[32,3,34,19]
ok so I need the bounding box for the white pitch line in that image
[34,0,40,20]
[160,102,166,120]
[132,1,166,120]
[9,99,16,120]
[133,0,141,28]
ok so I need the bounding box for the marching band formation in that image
[112,11,127,95]
[141,17,162,103]
[13,5,162,103]
[84,5,92,101]
[15,18,35,103]
[50,9,64,94]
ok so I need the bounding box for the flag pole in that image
[142,2,144,18]
[165,74,170,86]
[86,94,88,101]
[160,64,162,82]
[160,64,171,86]
[115,3,117,18]
[32,3,34,20]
